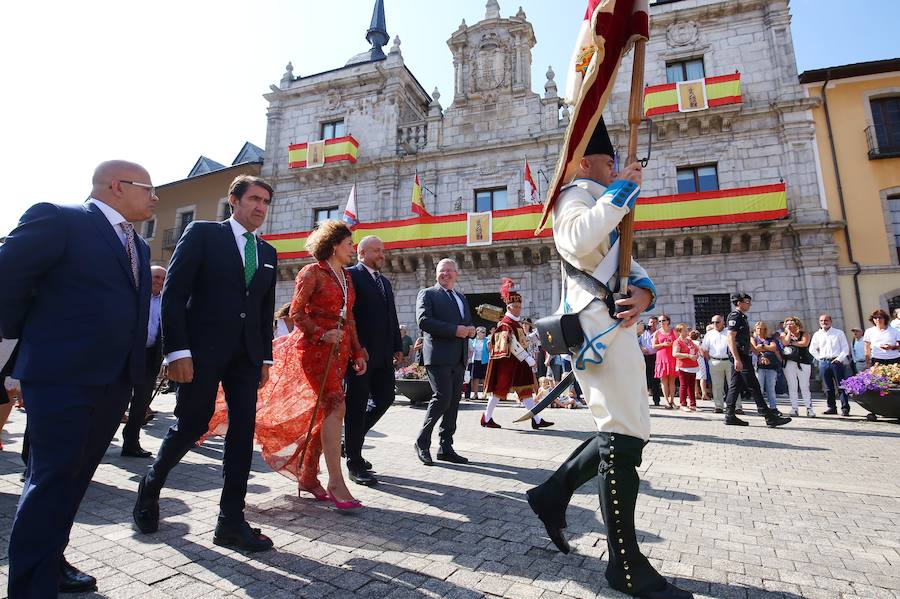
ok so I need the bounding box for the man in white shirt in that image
[639,316,661,406]
[701,315,738,414]
[850,328,866,374]
[809,314,851,416]
[121,265,167,458]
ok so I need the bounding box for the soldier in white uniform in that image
[527,119,691,599]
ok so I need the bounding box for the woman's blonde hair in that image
[784,315,805,330]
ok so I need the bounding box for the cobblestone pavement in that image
[1,392,899,599]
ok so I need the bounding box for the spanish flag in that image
[411,174,430,217]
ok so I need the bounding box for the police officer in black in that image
[724,293,791,427]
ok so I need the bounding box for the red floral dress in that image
[204,261,365,487]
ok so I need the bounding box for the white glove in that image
[526,356,536,368]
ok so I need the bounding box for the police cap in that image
[731,292,752,304]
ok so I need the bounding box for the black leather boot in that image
[597,432,693,599]
[527,434,601,553]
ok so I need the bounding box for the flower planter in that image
[853,389,900,419]
[395,379,433,406]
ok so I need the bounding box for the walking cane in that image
[615,38,648,299]
[296,309,345,472]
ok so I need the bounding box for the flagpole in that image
[617,38,647,294]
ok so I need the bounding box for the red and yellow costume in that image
[480,279,550,429]
[484,314,536,399]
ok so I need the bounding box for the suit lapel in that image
[248,239,273,293]
[86,203,137,290]
[221,221,246,287]
[359,263,387,305]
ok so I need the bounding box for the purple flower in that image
[840,371,895,396]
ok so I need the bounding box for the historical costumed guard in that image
[723,292,791,427]
[525,1,690,596]
[480,279,552,430]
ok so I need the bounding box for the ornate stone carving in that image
[325,90,342,110]
[470,33,510,92]
[666,21,699,47]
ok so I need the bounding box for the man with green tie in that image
[133,175,278,552]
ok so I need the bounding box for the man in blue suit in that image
[344,236,403,485]
[133,175,277,553]
[0,160,157,597]
[414,258,476,466]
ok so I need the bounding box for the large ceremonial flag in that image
[524,157,539,204]
[538,0,650,232]
[342,184,359,228]
[411,174,430,217]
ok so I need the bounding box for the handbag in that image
[536,259,618,356]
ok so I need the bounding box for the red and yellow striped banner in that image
[643,73,742,117]
[288,136,359,168]
[264,183,786,259]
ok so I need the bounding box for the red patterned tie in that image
[119,222,139,287]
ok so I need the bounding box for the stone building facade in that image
[260,0,843,334]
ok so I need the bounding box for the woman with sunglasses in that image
[864,309,900,367]
[652,315,677,408]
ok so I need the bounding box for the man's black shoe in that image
[436,450,469,464]
[609,579,694,599]
[349,469,377,486]
[121,445,152,458]
[735,409,745,415]
[525,488,570,554]
[133,475,160,534]
[841,409,850,417]
[766,414,792,428]
[824,408,838,415]
[60,559,97,594]
[213,521,274,552]
[724,416,749,426]
[361,458,373,471]
[414,443,433,466]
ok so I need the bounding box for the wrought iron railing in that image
[865,125,900,159]
[162,227,185,250]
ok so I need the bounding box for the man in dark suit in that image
[121,265,166,458]
[133,175,277,552]
[345,236,403,485]
[0,160,156,597]
[414,258,476,466]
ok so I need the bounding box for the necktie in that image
[446,289,462,317]
[373,271,386,299]
[243,232,257,286]
[118,222,139,288]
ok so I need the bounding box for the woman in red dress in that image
[205,220,367,509]
[652,314,677,408]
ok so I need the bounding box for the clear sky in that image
[1,0,898,236]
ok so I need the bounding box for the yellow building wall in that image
[807,73,900,328]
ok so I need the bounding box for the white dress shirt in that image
[809,327,850,363]
[165,217,271,365]
[87,198,128,246]
[146,294,161,348]
[701,328,730,360]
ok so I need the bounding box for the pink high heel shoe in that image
[297,484,329,502]
[326,491,362,511]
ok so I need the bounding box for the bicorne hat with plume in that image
[500,278,523,306]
